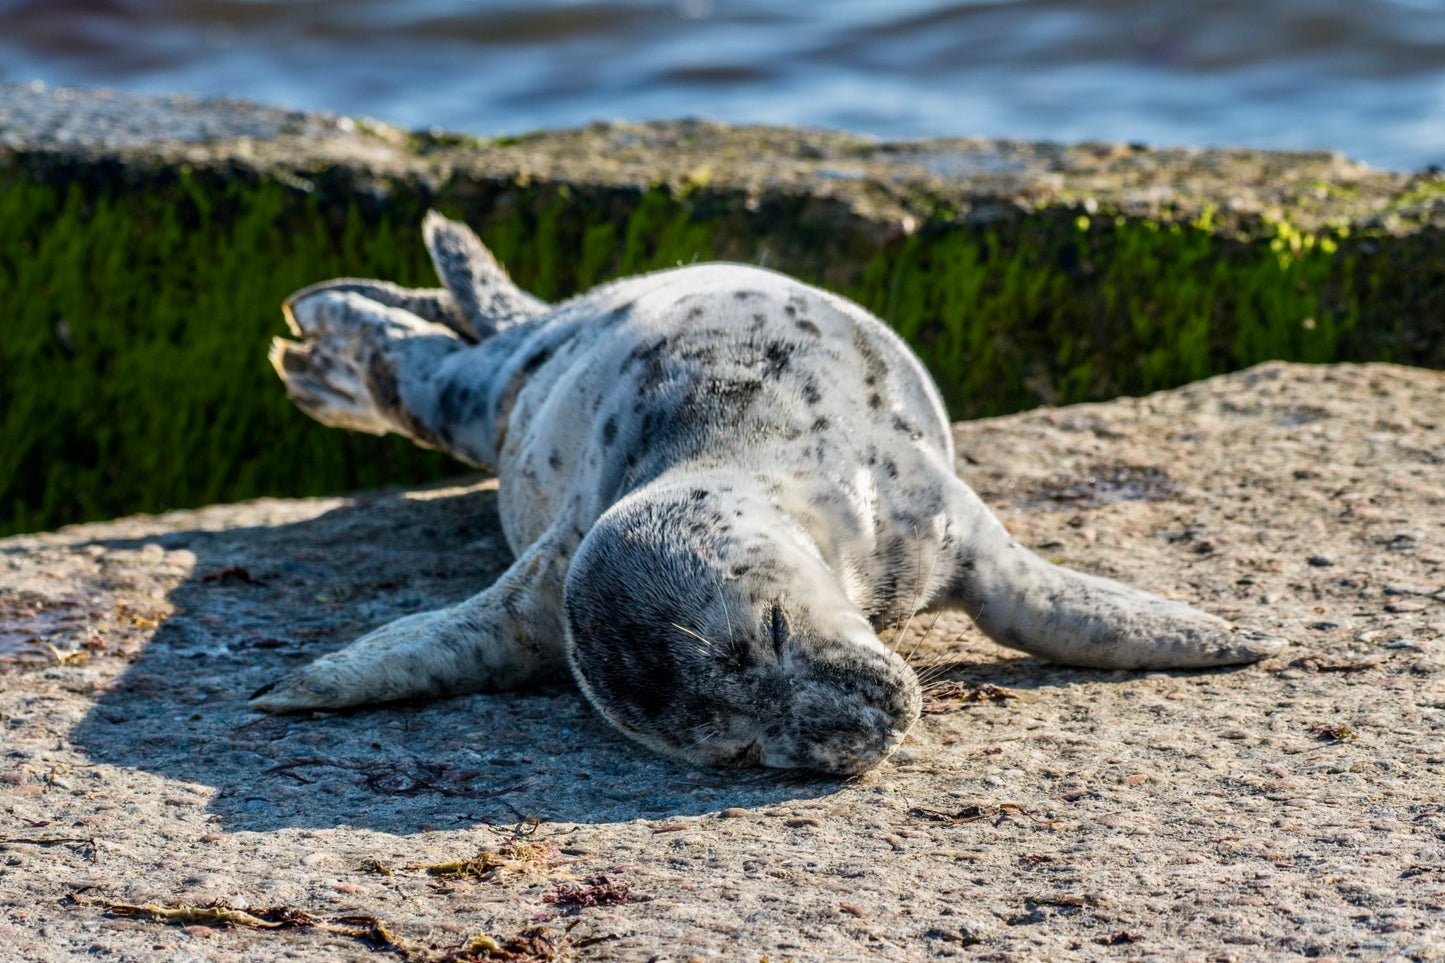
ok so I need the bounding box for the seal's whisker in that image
[888,529,927,656]
[915,655,967,687]
[717,585,738,647]
[894,536,941,662]
[912,660,954,688]
[679,721,722,753]
[901,609,946,665]
[670,622,718,652]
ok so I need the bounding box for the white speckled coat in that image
[253,212,1283,773]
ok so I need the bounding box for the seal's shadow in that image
[68,481,841,834]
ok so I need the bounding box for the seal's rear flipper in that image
[422,211,548,340]
[282,277,475,342]
[935,474,1286,670]
[271,287,509,466]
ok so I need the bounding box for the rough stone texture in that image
[2,360,1442,961]
[3,81,1443,240]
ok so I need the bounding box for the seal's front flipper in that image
[250,527,573,712]
[934,474,1286,670]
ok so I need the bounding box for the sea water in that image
[1,0,1441,170]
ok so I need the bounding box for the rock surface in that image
[4,80,1444,240]
[2,360,1443,960]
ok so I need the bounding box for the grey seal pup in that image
[251,212,1284,774]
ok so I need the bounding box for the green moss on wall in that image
[851,211,1370,415]
[0,175,720,536]
[0,170,1438,536]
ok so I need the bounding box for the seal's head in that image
[563,484,921,774]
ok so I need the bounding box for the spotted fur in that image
[252,213,1284,774]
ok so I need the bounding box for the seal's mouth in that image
[726,740,763,767]
[755,718,912,774]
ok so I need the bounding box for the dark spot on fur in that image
[621,336,670,379]
[795,318,820,336]
[686,306,705,321]
[367,352,436,444]
[734,290,762,300]
[811,416,830,432]
[761,340,793,378]
[891,414,923,440]
[868,393,883,409]
[801,379,822,405]
[548,449,562,471]
[602,416,618,446]
[436,379,475,425]
[852,328,890,389]
[519,345,556,375]
[680,341,719,365]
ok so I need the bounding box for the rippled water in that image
[1,0,1442,169]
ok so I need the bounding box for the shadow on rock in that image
[67,480,841,834]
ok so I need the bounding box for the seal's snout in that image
[762,652,922,774]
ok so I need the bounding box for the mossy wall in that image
[2,167,1441,536]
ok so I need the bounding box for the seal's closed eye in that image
[768,601,790,652]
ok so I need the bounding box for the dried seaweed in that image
[1309,722,1359,742]
[543,875,649,909]
[909,802,1060,828]
[921,681,1017,714]
[423,839,557,881]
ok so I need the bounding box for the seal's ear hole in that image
[768,600,791,652]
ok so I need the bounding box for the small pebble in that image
[718,807,748,819]
[1307,555,1333,567]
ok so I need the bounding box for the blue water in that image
[1,0,1442,170]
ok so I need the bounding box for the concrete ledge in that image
[4,81,1442,239]
[2,83,1442,529]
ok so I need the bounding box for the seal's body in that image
[252,213,1282,773]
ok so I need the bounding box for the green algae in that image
[852,210,1370,415]
[0,175,718,535]
[0,172,1431,536]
